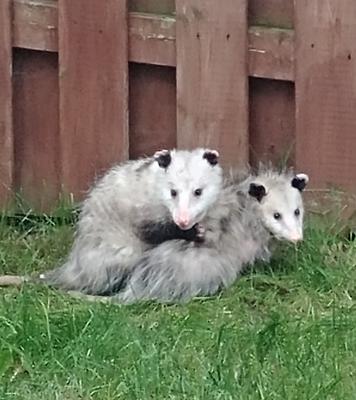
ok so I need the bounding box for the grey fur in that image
[0,166,308,306]
[40,148,223,294]
[114,168,308,303]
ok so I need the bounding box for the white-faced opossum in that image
[0,148,223,292]
[111,168,309,303]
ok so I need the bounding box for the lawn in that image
[0,212,356,399]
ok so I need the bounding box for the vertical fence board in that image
[58,0,129,198]
[295,1,356,191]
[13,50,59,210]
[176,0,248,166]
[249,78,295,167]
[129,64,176,159]
[0,0,13,207]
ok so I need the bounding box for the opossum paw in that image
[194,223,205,242]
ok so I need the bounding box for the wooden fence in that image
[1,0,356,210]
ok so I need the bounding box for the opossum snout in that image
[174,211,192,230]
[289,232,303,243]
[175,217,191,230]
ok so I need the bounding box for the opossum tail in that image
[0,275,28,287]
[0,273,116,305]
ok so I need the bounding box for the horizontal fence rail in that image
[12,0,295,81]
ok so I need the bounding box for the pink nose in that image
[176,218,190,229]
[290,234,303,243]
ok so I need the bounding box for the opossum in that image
[112,168,309,303]
[0,148,223,292]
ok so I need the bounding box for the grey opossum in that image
[0,148,223,292]
[112,168,309,303]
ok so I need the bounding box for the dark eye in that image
[194,188,203,197]
[294,208,300,217]
[273,212,282,220]
[170,189,177,198]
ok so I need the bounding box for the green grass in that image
[0,213,356,400]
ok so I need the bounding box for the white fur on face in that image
[258,180,305,243]
[160,149,223,229]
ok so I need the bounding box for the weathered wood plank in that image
[176,0,248,166]
[12,1,295,81]
[129,0,175,15]
[13,50,60,210]
[249,26,294,81]
[0,0,13,207]
[129,64,176,159]
[129,13,176,67]
[295,0,356,191]
[249,0,294,29]
[13,0,57,52]
[58,0,129,198]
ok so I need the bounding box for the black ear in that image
[248,183,267,202]
[291,173,309,192]
[203,149,219,166]
[154,149,171,169]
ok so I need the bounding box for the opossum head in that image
[154,148,223,230]
[248,172,309,243]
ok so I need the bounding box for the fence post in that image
[0,0,13,208]
[176,0,248,167]
[58,0,129,199]
[295,0,356,191]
